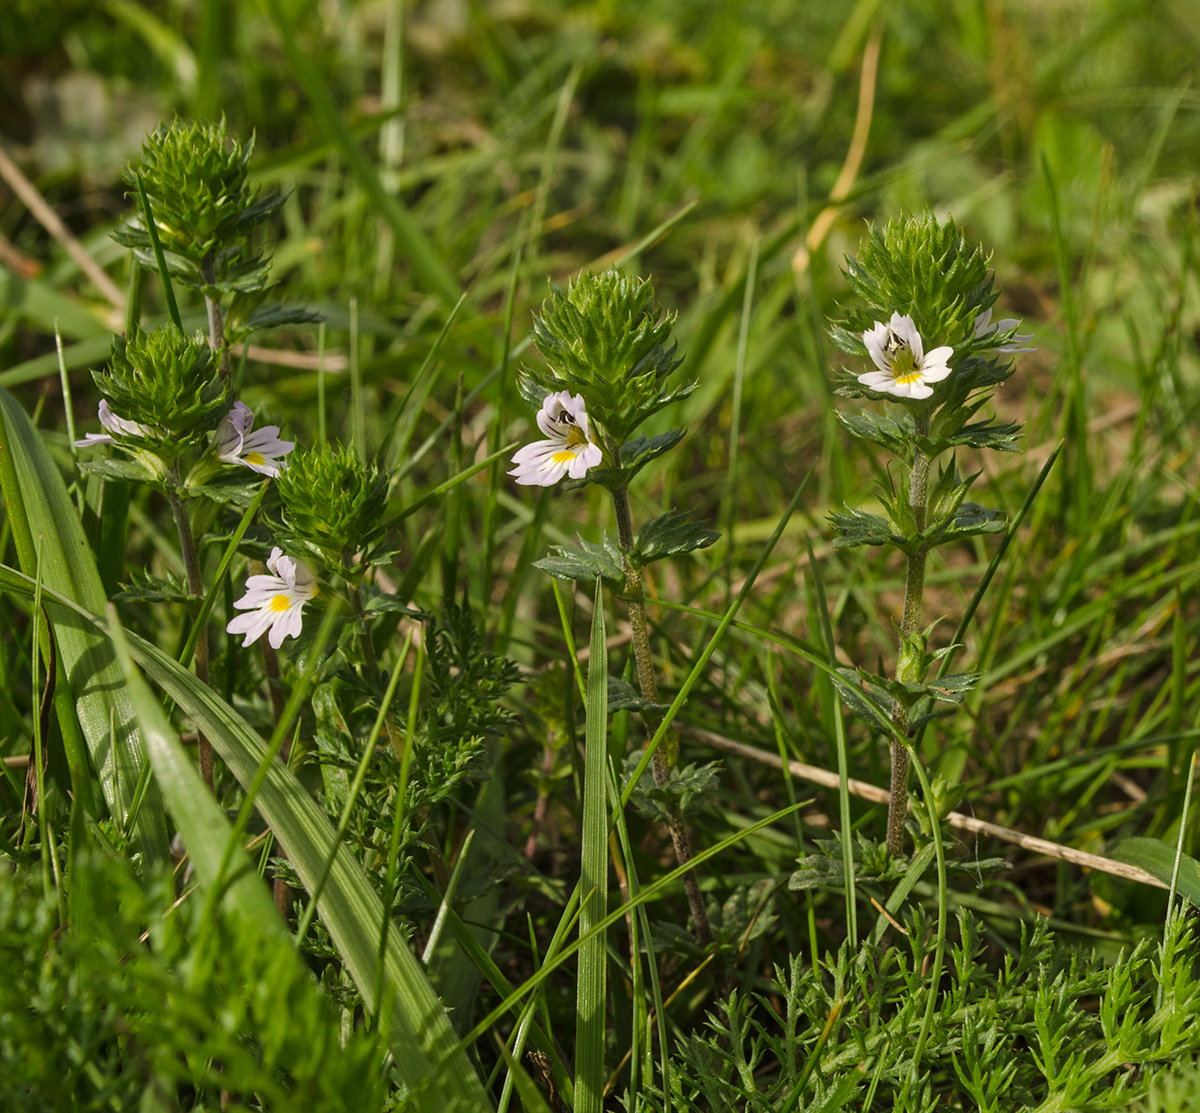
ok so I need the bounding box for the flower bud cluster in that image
[528,271,691,440]
[92,326,229,447]
[113,118,284,294]
[274,443,390,568]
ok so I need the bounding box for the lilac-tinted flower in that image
[859,312,954,401]
[973,307,1035,353]
[509,391,603,487]
[226,546,318,649]
[74,400,152,447]
[214,401,293,477]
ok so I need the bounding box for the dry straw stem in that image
[792,23,883,275]
[0,142,127,314]
[688,726,1165,890]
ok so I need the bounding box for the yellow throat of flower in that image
[890,345,921,385]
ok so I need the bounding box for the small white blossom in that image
[973,307,1035,353]
[509,391,603,487]
[859,312,954,401]
[74,399,152,447]
[214,401,294,477]
[226,546,318,649]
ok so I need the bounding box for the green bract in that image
[112,117,284,292]
[274,443,390,565]
[93,326,230,444]
[829,213,993,363]
[522,269,695,448]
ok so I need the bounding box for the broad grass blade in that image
[0,387,169,862]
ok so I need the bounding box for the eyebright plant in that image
[513,268,720,946]
[828,212,1032,857]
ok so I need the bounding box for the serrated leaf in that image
[788,855,845,892]
[361,589,421,617]
[623,754,721,822]
[112,568,192,604]
[924,671,980,703]
[534,535,625,589]
[831,667,895,736]
[516,373,549,412]
[942,419,1023,453]
[245,301,325,331]
[836,411,909,455]
[607,674,667,713]
[77,455,160,484]
[829,507,908,550]
[186,470,264,507]
[936,502,1006,543]
[631,508,720,567]
[580,427,687,491]
[620,427,685,472]
[363,534,403,567]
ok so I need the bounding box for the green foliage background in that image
[2,0,1200,1110]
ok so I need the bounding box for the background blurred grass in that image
[3,0,1200,944]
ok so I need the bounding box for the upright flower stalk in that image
[888,407,930,856]
[513,270,720,946]
[609,484,713,944]
[98,117,321,785]
[829,214,1034,858]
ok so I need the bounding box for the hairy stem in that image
[887,410,932,858]
[166,474,213,790]
[202,256,231,376]
[611,486,713,946]
[347,581,381,678]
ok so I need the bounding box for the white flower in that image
[214,401,294,477]
[509,391,603,487]
[74,399,152,447]
[973,307,1035,353]
[859,312,954,401]
[226,547,318,649]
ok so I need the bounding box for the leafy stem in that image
[611,484,714,947]
[165,467,213,790]
[887,408,932,857]
[201,254,231,376]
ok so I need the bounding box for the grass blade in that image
[576,575,609,1113]
[0,386,169,862]
[264,0,461,307]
